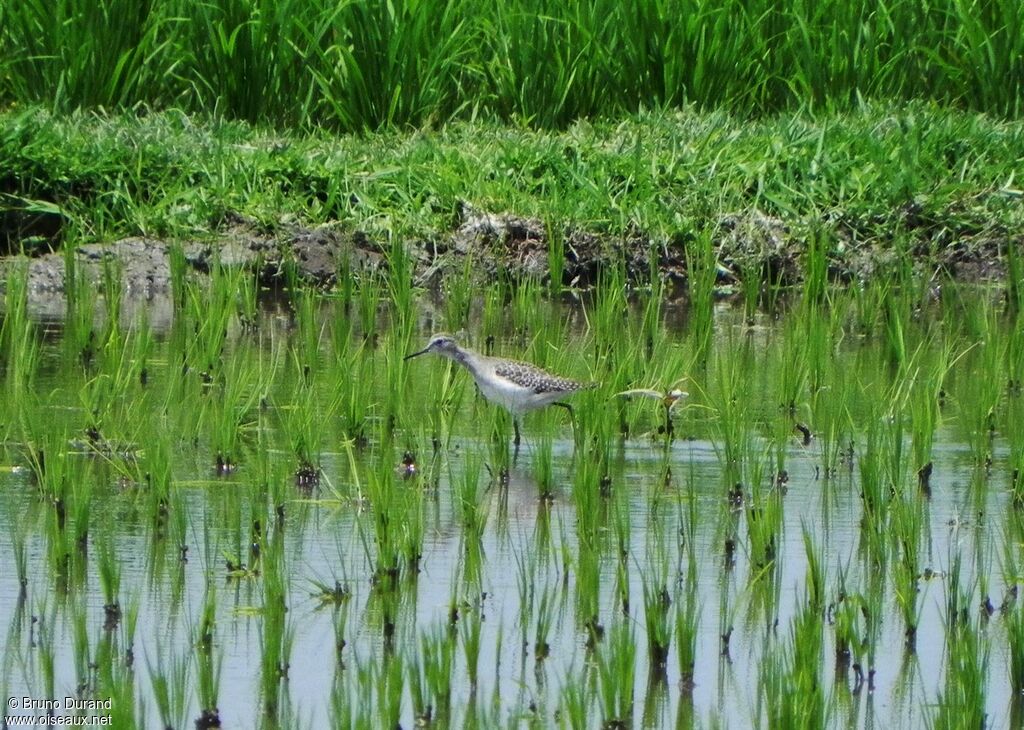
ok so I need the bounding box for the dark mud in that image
[0,202,1013,311]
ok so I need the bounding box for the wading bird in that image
[405,333,595,446]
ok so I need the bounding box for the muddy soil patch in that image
[1,219,384,304]
[1,205,1017,312]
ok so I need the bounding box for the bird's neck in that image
[451,347,481,376]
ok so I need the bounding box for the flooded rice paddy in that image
[2,264,1024,729]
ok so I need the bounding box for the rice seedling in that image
[1,254,29,346]
[11,519,29,597]
[357,650,404,728]
[461,603,483,693]
[440,258,476,334]
[194,586,222,725]
[71,603,93,696]
[410,623,455,725]
[206,339,270,472]
[533,434,555,502]
[259,527,294,721]
[950,295,1005,466]
[385,235,416,322]
[17,596,58,706]
[62,248,98,364]
[280,357,337,481]
[831,570,867,686]
[612,497,632,616]
[560,665,590,730]
[361,465,424,589]
[802,226,831,305]
[182,268,236,376]
[891,499,925,650]
[292,286,325,375]
[95,594,139,728]
[882,288,911,372]
[857,402,897,521]
[531,580,559,665]
[684,229,717,362]
[802,526,825,613]
[640,571,672,677]
[708,337,757,487]
[357,270,384,340]
[331,335,377,446]
[933,606,989,729]
[454,452,488,544]
[2,262,39,408]
[99,255,123,342]
[595,618,636,727]
[96,537,121,630]
[513,540,541,656]
[778,314,811,422]
[147,644,191,730]
[381,319,416,436]
[168,241,189,308]
[759,595,826,727]
[1008,596,1024,699]
[743,464,783,575]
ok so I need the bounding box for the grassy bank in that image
[2,103,1022,287]
[1,0,1022,129]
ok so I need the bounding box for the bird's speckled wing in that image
[494,360,590,394]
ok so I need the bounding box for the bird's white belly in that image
[477,376,531,413]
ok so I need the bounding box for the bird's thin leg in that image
[554,402,581,445]
[513,418,522,447]
[553,402,575,416]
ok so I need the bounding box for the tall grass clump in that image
[1,0,168,110]
[301,0,478,129]
[6,0,1021,127]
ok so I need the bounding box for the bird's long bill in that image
[404,347,430,361]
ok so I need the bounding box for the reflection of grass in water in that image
[147,642,191,730]
[194,587,222,720]
[759,595,826,727]
[935,557,988,730]
[259,527,294,723]
[639,540,672,675]
[596,619,636,728]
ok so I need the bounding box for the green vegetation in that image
[0,264,1021,725]
[3,3,1024,726]
[1,103,1022,291]
[2,0,1022,129]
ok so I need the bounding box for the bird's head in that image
[405,333,461,361]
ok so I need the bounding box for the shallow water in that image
[1,291,1021,728]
